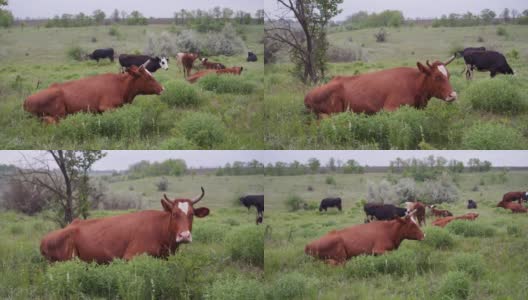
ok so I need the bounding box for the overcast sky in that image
[0,151,526,171]
[265,0,527,21]
[7,0,262,19]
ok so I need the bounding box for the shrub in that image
[159,137,197,149]
[327,44,364,62]
[285,194,304,211]
[450,253,485,279]
[463,78,525,114]
[204,23,246,56]
[437,271,470,300]
[506,225,521,237]
[192,222,229,243]
[174,30,203,53]
[160,81,203,107]
[66,45,85,61]
[374,28,387,42]
[325,176,336,185]
[179,112,226,148]
[156,177,168,191]
[91,36,97,43]
[496,26,507,36]
[198,74,255,94]
[462,122,525,149]
[446,220,495,237]
[423,227,454,249]
[346,255,378,278]
[346,249,417,278]
[421,173,459,204]
[271,272,319,299]
[108,26,119,37]
[1,180,51,215]
[101,192,144,210]
[46,260,85,298]
[225,225,263,267]
[507,48,519,60]
[207,275,265,300]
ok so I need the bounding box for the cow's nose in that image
[446,91,457,102]
[176,231,192,243]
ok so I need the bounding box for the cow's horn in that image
[444,55,456,65]
[426,60,432,68]
[163,193,171,202]
[141,59,150,68]
[408,209,417,216]
[191,187,205,204]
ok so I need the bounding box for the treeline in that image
[264,158,365,176]
[126,159,187,180]
[389,156,493,181]
[432,8,528,27]
[0,0,13,28]
[45,9,147,27]
[174,7,264,32]
[343,10,405,29]
[215,160,264,176]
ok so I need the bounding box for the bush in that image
[192,222,229,243]
[463,78,525,114]
[437,271,470,300]
[207,275,265,300]
[507,49,519,60]
[285,194,304,211]
[325,176,336,185]
[108,26,119,37]
[421,173,459,204]
[174,30,203,53]
[462,122,525,149]
[271,272,318,300]
[159,137,197,149]
[160,81,203,107]
[145,31,178,56]
[327,44,364,62]
[496,26,508,36]
[66,45,85,61]
[101,192,144,210]
[156,177,168,191]
[374,28,388,42]
[446,220,495,237]
[450,253,485,279]
[225,225,263,267]
[204,23,246,56]
[506,225,521,237]
[423,227,454,249]
[179,112,226,149]
[1,180,50,215]
[198,74,255,94]
[346,249,417,278]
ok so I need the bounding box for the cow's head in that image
[201,58,208,63]
[127,65,164,95]
[417,58,457,103]
[396,210,425,241]
[153,56,169,70]
[161,187,209,244]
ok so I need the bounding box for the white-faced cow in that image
[119,54,169,73]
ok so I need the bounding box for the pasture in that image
[264,25,528,149]
[0,24,264,149]
[264,171,528,299]
[0,174,264,299]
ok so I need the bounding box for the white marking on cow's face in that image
[178,202,189,215]
[437,65,448,77]
[160,57,169,70]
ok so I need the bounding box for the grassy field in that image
[264,25,528,149]
[0,24,264,149]
[0,174,264,299]
[264,171,528,299]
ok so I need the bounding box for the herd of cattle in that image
[305,190,527,265]
[40,188,265,263]
[305,46,515,119]
[23,47,258,124]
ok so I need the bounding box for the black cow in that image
[363,203,407,223]
[247,51,258,62]
[118,54,169,73]
[240,195,264,225]
[467,199,477,209]
[457,50,514,79]
[87,48,114,62]
[319,197,342,212]
[256,210,263,225]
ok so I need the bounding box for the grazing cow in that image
[256,210,263,225]
[319,198,342,212]
[247,51,258,62]
[40,188,209,263]
[305,210,424,265]
[200,58,226,70]
[181,53,200,78]
[405,201,426,226]
[363,203,407,223]
[240,195,264,211]
[458,50,514,79]
[24,65,163,124]
[305,58,457,118]
[455,47,485,78]
[428,205,453,217]
[467,199,477,209]
[186,67,244,84]
[502,191,528,204]
[432,213,479,228]
[118,54,169,73]
[87,48,114,62]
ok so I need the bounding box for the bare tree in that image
[265,0,343,84]
[12,151,105,227]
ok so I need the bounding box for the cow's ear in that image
[127,66,140,77]
[161,199,173,212]
[417,62,430,75]
[194,207,210,218]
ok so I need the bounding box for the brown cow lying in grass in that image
[431,213,480,228]
[24,65,164,124]
[186,67,244,84]
[200,58,226,70]
[498,201,527,213]
[304,210,424,265]
[428,205,453,217]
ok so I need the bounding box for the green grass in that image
[0,24,264,149]
[0,174,264,299]
[265,25,528,149]
[264,171,528,299]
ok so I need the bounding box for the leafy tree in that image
[93,9,106,25]
[480,9,496,24]
[255,9,264,24]
[308,158,321,174]
[111,8,120,22]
